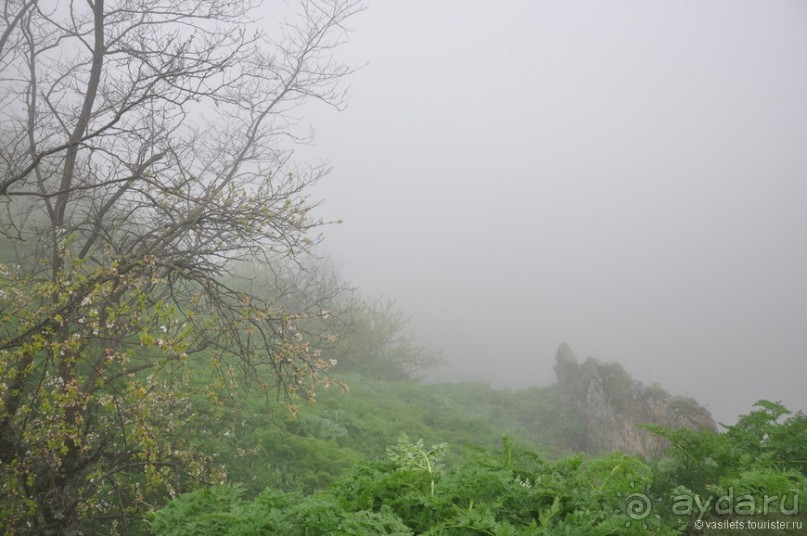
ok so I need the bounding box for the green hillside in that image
[156,376,807,535]
[189,372,585,496]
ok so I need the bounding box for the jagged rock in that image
[553,344,716,457]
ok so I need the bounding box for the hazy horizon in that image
[294,0,807,425]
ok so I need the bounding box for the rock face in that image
[553,344,716,457]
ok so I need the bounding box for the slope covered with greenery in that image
[154,399,806,535]
[45,290,796,535]
[185,370,585,497]
[149,317,806,535]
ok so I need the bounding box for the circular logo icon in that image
[625,492,652,520]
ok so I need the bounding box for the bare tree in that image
[330,296,444,380]
[0,0,363,533]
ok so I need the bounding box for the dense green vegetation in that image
[153,392,807,535]
[147,322,807,535]
[186,371,586,498]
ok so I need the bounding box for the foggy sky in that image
[298,1,807,425]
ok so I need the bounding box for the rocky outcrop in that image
[553,343,716,457]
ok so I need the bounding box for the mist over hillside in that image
[305,1,807,426]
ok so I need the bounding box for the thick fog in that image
[300,1,807,425]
